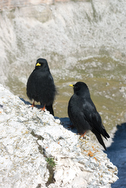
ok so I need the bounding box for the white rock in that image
[0,84,118,188]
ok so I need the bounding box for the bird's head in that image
[35,58,49,71]
[69,82,90,97]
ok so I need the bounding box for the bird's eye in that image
[36,63,41,66]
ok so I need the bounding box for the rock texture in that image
[0,84,118,188]
[0,0,83,10]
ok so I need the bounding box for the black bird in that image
[26,58,57,115]
[68,82,110,150]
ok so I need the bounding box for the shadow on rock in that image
[20,97,78,134]
[20,97,44,109]
[106,123,126,188]
[58,117,78,134]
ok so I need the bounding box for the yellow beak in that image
[69,84,73,87]
[36,63,41,66]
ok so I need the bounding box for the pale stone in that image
[0,84,118,187]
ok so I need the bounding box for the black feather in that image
[26,58,57,115]
[68,82,110,150]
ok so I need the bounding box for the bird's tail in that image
[46,104,54,116]
[101,128,110,140]
[94,132,107,150]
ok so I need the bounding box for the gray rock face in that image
[0,84,118,188]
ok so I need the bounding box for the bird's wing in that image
[82,99,109,139]
[82,99,102,131]
[68,98,90,133]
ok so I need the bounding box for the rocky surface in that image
[0,0,84,9]
[0,84,118,187]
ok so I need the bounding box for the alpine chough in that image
[68,82,110,150]
[26,58,57,115]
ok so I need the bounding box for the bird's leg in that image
[41,105,46,111]
[80,131,86,138]
[31,101,36,108]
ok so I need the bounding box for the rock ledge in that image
[0,84,118,188]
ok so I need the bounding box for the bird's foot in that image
[31,101,36,108]
[40,105,46,112]
[79,132,86,138]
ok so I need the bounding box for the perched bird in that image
[26,58,57,115]
[68,82,110,150]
